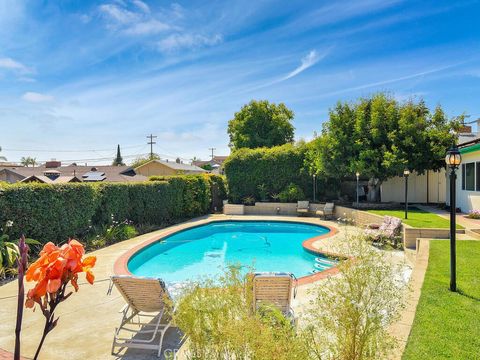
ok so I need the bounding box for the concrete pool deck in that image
[0,214,409,359]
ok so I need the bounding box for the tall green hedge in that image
[0,174,226,244]
[223,144,311,203]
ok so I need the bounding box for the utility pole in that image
[208,147,216,159]
[147,134,157,159]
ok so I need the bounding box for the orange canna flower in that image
[25,239,96,309]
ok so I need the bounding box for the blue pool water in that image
[128,221,336,283]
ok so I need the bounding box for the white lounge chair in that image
[316,202,335,219]
[111,275,175,358]
[251,272,297,318]
[296,201,310,216]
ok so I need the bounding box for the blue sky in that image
[1,0,479,164]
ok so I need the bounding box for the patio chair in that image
[364,216,402,244]
[316,202,335,219]
[111,275,175,358]
[296,201,310,216]
[250,272,297,319]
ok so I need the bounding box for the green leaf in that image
[24,238,41,245]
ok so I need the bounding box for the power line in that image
[147,134,157,159]
[208,147,216,159]
[2,144,146,153]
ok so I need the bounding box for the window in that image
[476,162,480,191]
[465,162,475,191]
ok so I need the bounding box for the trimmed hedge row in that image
[223,144,311,203]
[0,174,226,244]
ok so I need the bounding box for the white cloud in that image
[157,33,222,52]
[99,2,170,35]
[132,0,150,14]
[0,57,32,74]
[99,4,139,25]
[242,49,328,93]
[124,19,170,35]
[170,3,184,19]
[22,92,54,103]
[282,50,322,80]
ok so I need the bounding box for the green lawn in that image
[368,207,464,229]
[402,240,480,360]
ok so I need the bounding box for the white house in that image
[446,139,480,213]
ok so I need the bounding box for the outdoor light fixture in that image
[312,174,317,203]
[445,146,462,167]
[445,146,462,292]
[356,172,360,207]
[403,169,410,219]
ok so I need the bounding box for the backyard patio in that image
[0,214,413,360]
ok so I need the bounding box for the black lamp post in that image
[356,172,360,207]
[404,169,410,219]
[445,146,462,292]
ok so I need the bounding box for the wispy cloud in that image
[321,62,465,97]
[99,3,139,25]
[241,49,328,93]
[22,92,54,103]
[99,2,172,36]
[282,50,323,81]
[124,19,170,35]
[157,34,223,52]
[132,0,149,14]
[0,57,32,74]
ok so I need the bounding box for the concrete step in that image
[463,229,480,240]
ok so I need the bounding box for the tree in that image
[190,156,200,164]
[228,100,295,150]
[306,93,461,201]
[0,146,6,161]
[130,153,160,168]
[112,145,125,166]
[20,157,37,167]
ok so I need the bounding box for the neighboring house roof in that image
[136,159,206,172]
[0,162,19,167]
[192,155,228,168]
[458,137,480,155]
[0,165,147,183]
[20,175,82,184]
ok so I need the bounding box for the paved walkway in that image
[415,204,480,231]
[0,214,410,360]
[389,240,430,359]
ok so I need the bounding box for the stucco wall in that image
[381,169,446,203]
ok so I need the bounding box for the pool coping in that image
[113,217,343,285]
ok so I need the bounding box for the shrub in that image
[278,183,305,203]
[0,183,98,244]
[87,218,138,249]
[173,266,308,360]
[467,209,480,219]
[0,175,226,246]
[224,143,311,203]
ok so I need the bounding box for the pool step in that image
[314,263,330,271]
[315,257,336,266]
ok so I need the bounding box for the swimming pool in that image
[127,220,338,284]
